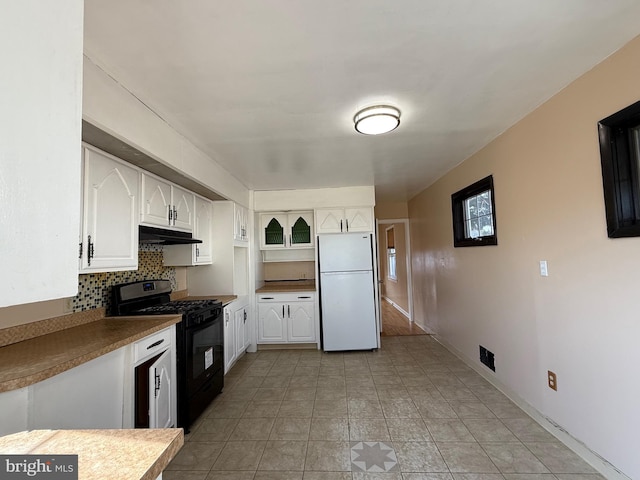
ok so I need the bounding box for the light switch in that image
[539,260,548,277]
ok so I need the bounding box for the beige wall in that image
[378,223,409,313]
[375,202,409,220]
[263,261,315,281]
[408,34,640,478]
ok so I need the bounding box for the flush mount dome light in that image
[354,105,401,135]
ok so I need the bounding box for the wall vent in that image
[479,345,496,371]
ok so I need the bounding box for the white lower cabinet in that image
[0,387,28,436]
[123,326,177,429]
[258,293,316,344]
[31,347,126,430]
[224,300,251,374]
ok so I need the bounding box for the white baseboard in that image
[435,336,630,480]
[382,296,410,319]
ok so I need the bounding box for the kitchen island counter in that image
[0,428,183,480]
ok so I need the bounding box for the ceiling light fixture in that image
[353,105,401,135]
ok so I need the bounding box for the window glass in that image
[387,248,397,280]
[463,190,494,239]
[451,175,497,247]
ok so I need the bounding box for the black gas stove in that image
[111,279,224,432]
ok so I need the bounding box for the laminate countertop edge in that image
[0,315,181,393]
[0,428,184,480]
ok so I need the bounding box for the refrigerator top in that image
[318,232,374,273]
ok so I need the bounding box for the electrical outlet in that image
[547,370,557,391]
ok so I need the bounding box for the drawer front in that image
[258,293,315,303]
[134,328,172,363]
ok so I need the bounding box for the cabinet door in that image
[288,302,315,342]
[287,212,314,248]
[224,307,236,373]
[149,349,173,428]
[141,173,172,227]
[235,308,245,356]
[315,208,345,234]
[234,204,249,242]
[258,303,286,342]
[194,197,212,264]
[81,147,139,272]
[344,207,374,232]
[172,185,195,232]
[243,308,251,350]
[260,213,288,249]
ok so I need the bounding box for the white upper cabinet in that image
[315,207,374,234]
[259,211,314,250]
[172,185,195,231]
[234,204,249,243]
[164,195,212,266]
[80,145,139,273]
[141,173,194,232]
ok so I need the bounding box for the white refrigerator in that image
[318,233,379,351]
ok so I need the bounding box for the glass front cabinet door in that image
[260,211,314,249]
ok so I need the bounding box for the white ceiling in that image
[83,1,640,203]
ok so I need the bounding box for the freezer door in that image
[321,270,377,351]
[318,233,373,272]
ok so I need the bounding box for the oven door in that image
[185,312,223,395]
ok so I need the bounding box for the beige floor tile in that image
[416,401,459,419]
[270,417,312,440]
[254,472,303,480]
[501,419,556,442]
[256,387,288,401]
[436,443,499,473]
[192,418,239,441]
[316,387,347,400]
[206,472,255,480]
[305,441,352,471]
[164,472,208,480]
[279,400,315,417]
[481,443,550,474]
[242,401,281,418]
[285,387,317,401]
[310,417,350,440]
[424,419,475,442]
[352,472,403,480]
[380,398,421,418]
[265,376,293,388]
[166,442,225,471]
[394,441,448,472]
[314,398,349,417]
[317,375,347,388]
[230,417,275,440]
[403,474,454,480]
[211,440,267,471]
[449,402,496,419]
[289,376,320,388]
[386,418,433,442]
[302,472,352,480]
[349,418,391,441]
[205,400,248,418]
[348,398,385,418]
[462,419,518,443]
[258,440,309,470]
[524,442,598,474]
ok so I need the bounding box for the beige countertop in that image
[0,315,181,393]
[0,428,183,480]
[256,280,317,293]
[183,295,237,306]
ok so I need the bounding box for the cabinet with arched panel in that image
[259,211,314,250]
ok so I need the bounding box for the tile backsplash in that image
[70,244,177,313]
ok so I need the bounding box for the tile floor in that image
[165,335,604,480]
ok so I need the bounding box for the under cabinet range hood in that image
[139,226,203,245]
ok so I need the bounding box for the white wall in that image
[409,34,640,479]
[0,0,84,307]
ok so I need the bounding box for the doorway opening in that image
[376,219,426,336]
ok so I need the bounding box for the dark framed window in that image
[451,175,497,247]
[598,100,640,237]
